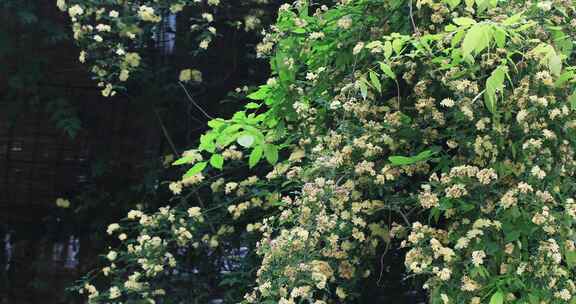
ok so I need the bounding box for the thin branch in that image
[153,108,179,156]
[178,82,214,120]
[409,0,421,36]
[377,210,393,287]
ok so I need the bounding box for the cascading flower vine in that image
[66,0,576,303]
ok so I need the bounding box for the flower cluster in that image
[57,0,274,97]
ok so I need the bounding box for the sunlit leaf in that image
[237,134,255,148]
[489,291,504,304]
[209,154,224,170]
[379,62,396,79]
[249,146,263,168]
[183,161,207,178]
[263,144,279,165]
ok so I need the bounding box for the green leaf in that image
[369,71,382,93]
[462,24,493,57]
[484,67,506,114]
[209,154,224,170]
[459,202,475,213]
[444,0,461,9]
[451,30,466,47]
[569,91,576,110]
[493,27,507,48]
[379,62,396,79]
[384,41,393,59]
[245,102,261,109]
[237,134,255,148]
[207,119,226,129]
[389,150,436,166]
[359,79,368,99]
[528,294,539,304]
[263,144,279,165]
[247,85,270,100]
[199,133,216,153]
[249,146,263,168]
[555,71,574,87]
[502,12,523,26]
[548,54,562,76]
[489,291,504,304]
[173,156,193,166]
[453,17,477,26]
[392,38,404,55]
[566,250,576,269]
[502,219,521,241]
[216,130,240,147]
[183,162,207,178]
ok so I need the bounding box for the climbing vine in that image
[65,0,576,303]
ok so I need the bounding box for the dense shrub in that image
[64,0,576,303]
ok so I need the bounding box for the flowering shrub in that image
[67,0,576,303]
[57,0,275,96]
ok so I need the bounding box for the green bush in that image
[65,0,576,303]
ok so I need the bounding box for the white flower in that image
[337,16,353,29]
[309,32,325,40]
[109,10,119,18]
[531,165,546,179]
[101,83,115,97]
[336,287,347,299]
[202,13,214,22]
[170,4,184,13]
[187,207,202,217]
[441,293,450,304]
[440,98,455,108]
[56,0,67,12]
[244,16,261,31]
[169,181,182,194]
[107,223,120,235]
[68,5,84,18]
[106,251,118,261]
[78,51,86,63]
[109,286,121,299]
[179,69,192,82]
[471,250,486,266]
[353,42,364,55]
[537,1,552,11]
[138,6,161,22]
[476,168,497,184]
[179,69,202,82]
[55,198,71,208]
[96,24,111,32]
[199,39,210,49]
[438,268,452,281]
[127,210,143,219]
[119,69,129,82]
